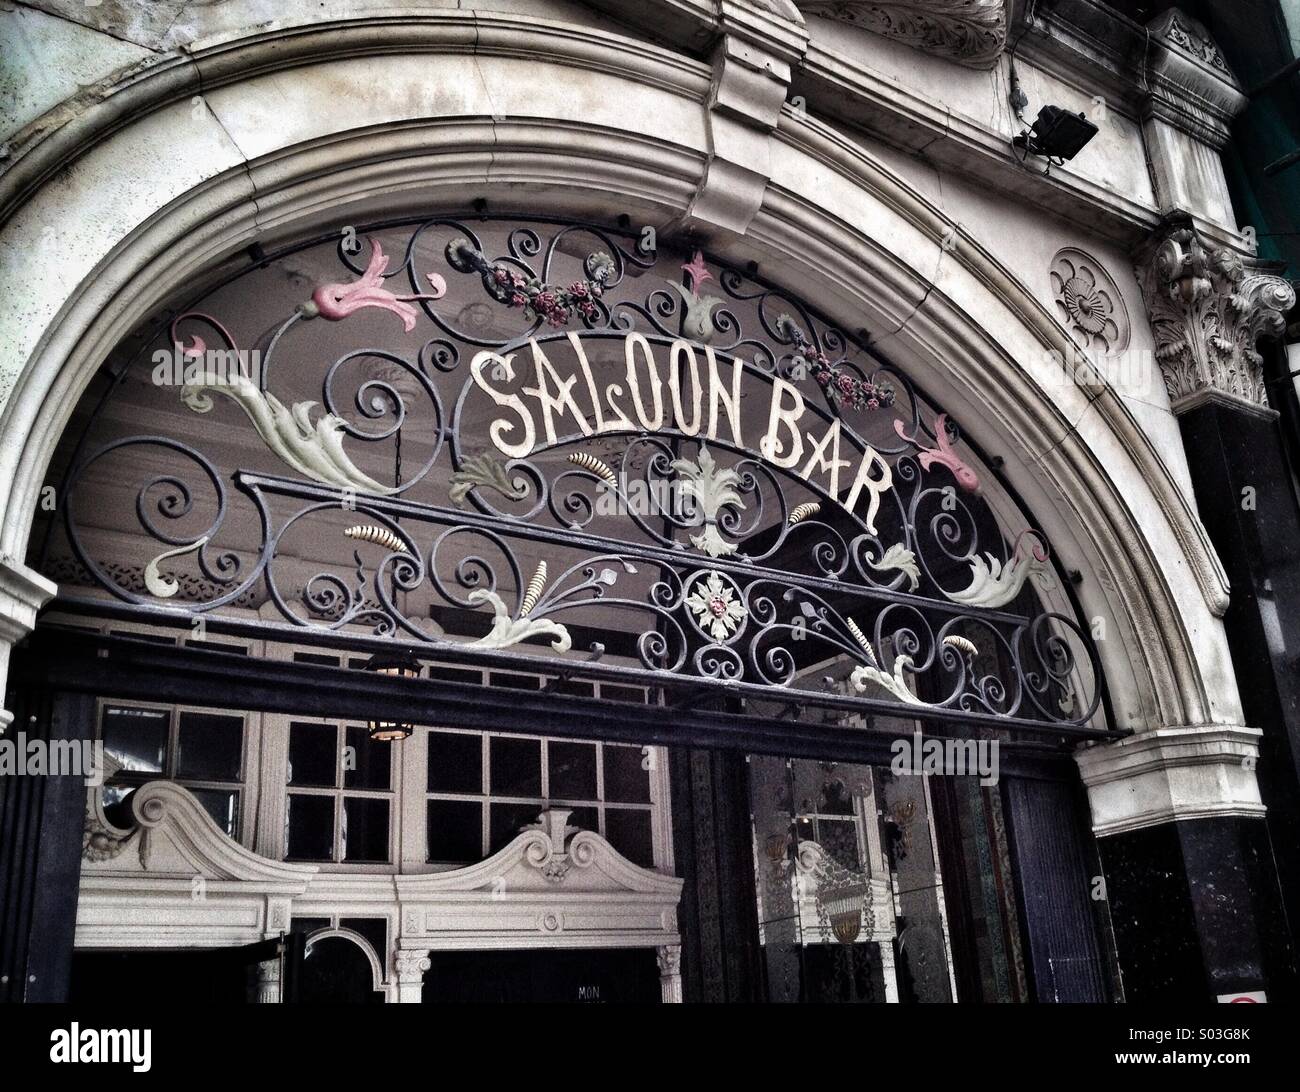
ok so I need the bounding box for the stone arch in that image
[0,6,1243,741]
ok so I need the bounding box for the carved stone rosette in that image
[1135,222,1295,413]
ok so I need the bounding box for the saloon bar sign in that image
[468,331,897,536]
[50,217,1106,736]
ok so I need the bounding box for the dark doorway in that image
[69,950,252,1003]
[423,948,661,1003]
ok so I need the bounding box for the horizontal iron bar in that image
[15,630,1097,774]
[238,470,1039,628]
[45,598,1118,739]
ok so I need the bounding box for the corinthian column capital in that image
[1135,215,1295,415]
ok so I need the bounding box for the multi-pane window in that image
[426,728,656,868]
[285,721,394,863]
[99,703,245,837]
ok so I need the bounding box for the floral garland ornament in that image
[447,237,616,328]
[774,314,895,411]
[686,571,747,641]
[671,443,745,558]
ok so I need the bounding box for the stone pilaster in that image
[394,949,430,1003]
[656,944,683,1004]
[0,558,56,732]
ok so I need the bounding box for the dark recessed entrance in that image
[423,948,661,1003]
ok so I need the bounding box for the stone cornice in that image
[1075,725,1266,836]
[0,2,1245,251]
[1135,213,1296,412]
[798,1,1007,69]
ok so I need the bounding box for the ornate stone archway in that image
[0,3,1259,826]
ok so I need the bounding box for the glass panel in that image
[604,807,653,867]
[567,805,598,834]
[343,725,391,791]
[285,793,335,860]
[341,796,390,863]
[600,684,646,703]
[100,783,135,827]
[176,711,243,781]
[817,764,856,815]
[300,937,382,1003]
[100,705,167,773]
[427,664,483,685]
[490,736,541,797]
[489,802,543,854]
[427,799,483,862]
[288,722,337,787]
[427,730,482,794]
[548,741,597,800]
[817,817,861,870]
[188,787,240,838]
[603,744,651,803]
[488,672,539,690]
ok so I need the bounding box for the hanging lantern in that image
[365,653,420,741]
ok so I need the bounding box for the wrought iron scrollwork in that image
[49,216,1107,735]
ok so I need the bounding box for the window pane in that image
[490,736,541,797]
[488,672,539,691]
[427,799,483,862]
[288,722,337,787]
[548,741,597,800]
[100,783,135,828]
[101,706,167,773]
[818,818,861,870]
[176,711,243,781]
[341,797,390,863]
[343,726,391,791]
[489,802,544,854]
[286,793,335,860]
[189,787,240,838]
[605,808,654,868]
[603,744,651,803]
[601,684,646,703]
[428,730,482,794]
[567,805,598,834]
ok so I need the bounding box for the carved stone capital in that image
[394,950,432,981]
[797,1,1008,69]
[1135,218,1295,413]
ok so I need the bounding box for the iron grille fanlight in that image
[365,653,420,741]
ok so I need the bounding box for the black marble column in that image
[1098,816,1294,1001]
[1177,394,1300,996]
[0,688,96,1002]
